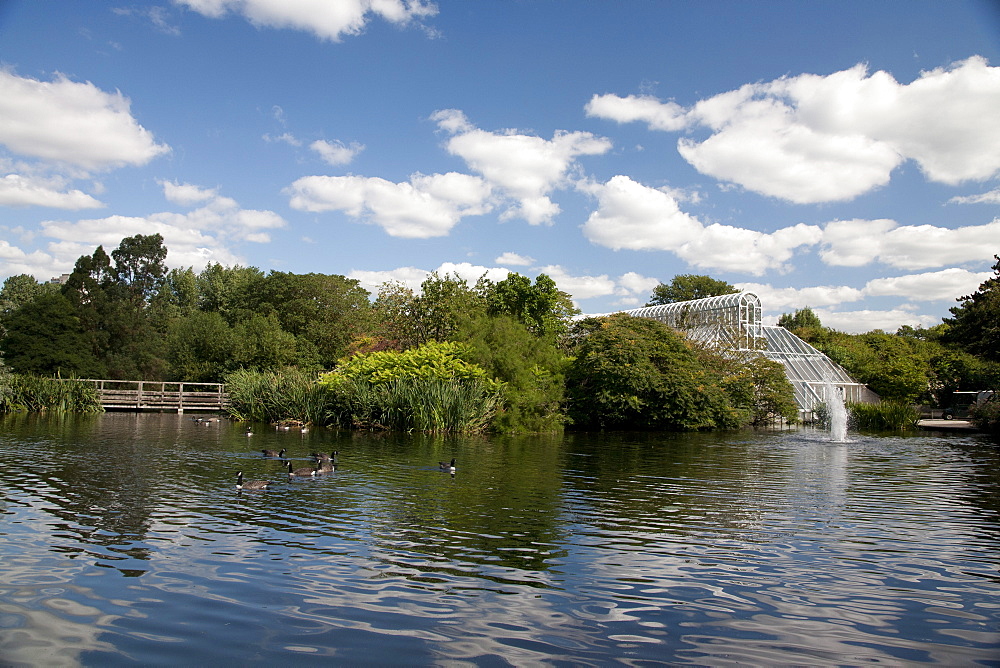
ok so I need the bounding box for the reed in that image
[338,377,501,433]
[847,401,920,431]
[2,375,102,413]
[225,367,334,425]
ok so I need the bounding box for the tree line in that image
[1,235,996,432]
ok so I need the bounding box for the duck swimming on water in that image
[262,448,286,458]
[439,458,456,473]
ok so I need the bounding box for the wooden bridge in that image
[78,380,229,413]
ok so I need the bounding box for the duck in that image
[236,471,270,491]
[287,461,318,478]
[311,450,338,463]
[262,448,286,458]
[439,458,456,473]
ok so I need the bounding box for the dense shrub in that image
[318,341,503,433]
[969,398,1000,434]
[565,314,741,431]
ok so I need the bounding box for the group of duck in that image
[235,449,337,491]
[235,451,458,491]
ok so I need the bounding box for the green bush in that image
[565,314,741,431]
[969,398,1000,434]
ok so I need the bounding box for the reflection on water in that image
[1,413,999,665]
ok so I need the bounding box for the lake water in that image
[1,412,998,666]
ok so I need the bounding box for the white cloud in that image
[585,93,688,131]
[737,282,866,312]
[820,217,1000,269]
[11,185,286,279]
[348,262,510,296]
[176,0,438,42]
[0,70,169,171]
[816,308,939,334]
[617,271,660,297]
[431,109,612,225]
[0,174,104,209]
[161,180,218,206]
[494,252,534,266]
[262,132,302,147]
[310,139,364,166]
[950,187,1000,205]
[535,264,618,301]
[863,268,992,301]
[286,172,493,238]
[580,175,821,274]
[588,57,1000,203]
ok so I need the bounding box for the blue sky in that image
[1,1,999,333]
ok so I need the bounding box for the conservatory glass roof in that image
[609,292,877,409]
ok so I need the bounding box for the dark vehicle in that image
[944,390,995,420]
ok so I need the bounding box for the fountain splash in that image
[825,383,849,442]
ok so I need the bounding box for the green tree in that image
[166,311,236,382]
[255,271,371,367]
[777,307,823,331]
[480,273,578,339]
[944,254,1000,362]
[0,292,100,377]
[455,313,569,432]
[646,274,737,306]
[565,314,740,430]
[197,263,266,325]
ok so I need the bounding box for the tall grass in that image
[225,367,334,425]
[847,401,919,431]
[1,375,103,413]
[337,377,501,433]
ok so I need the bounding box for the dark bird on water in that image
[287,461,318,478]
[236,472,270,491]
[439,458,456,473]
[312,450,338,463]
[262,448,286,458]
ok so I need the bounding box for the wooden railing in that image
[75,379,228,413]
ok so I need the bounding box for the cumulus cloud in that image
[815,308,939,334]
[1,182,287,279]
[617,271,660,297]
[863,267,992,301]
[0,174,104,209]
[161,180,218,206]
[587,57,1000,203]
[820,217,1000,269]
[737,282,866,312]
[0,70,169,171]
[176,0,438,41]
[494,252,534,266]
[580,175,821,274]
[535,264,618,301]
[310,139,364,166]
[286,172,493,238]
[586,93,688,131]
[347,262,510,296]
[431,109,612,225]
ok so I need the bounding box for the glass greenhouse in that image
[613,292,877,410]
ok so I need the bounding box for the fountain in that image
[825,382,849,442]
